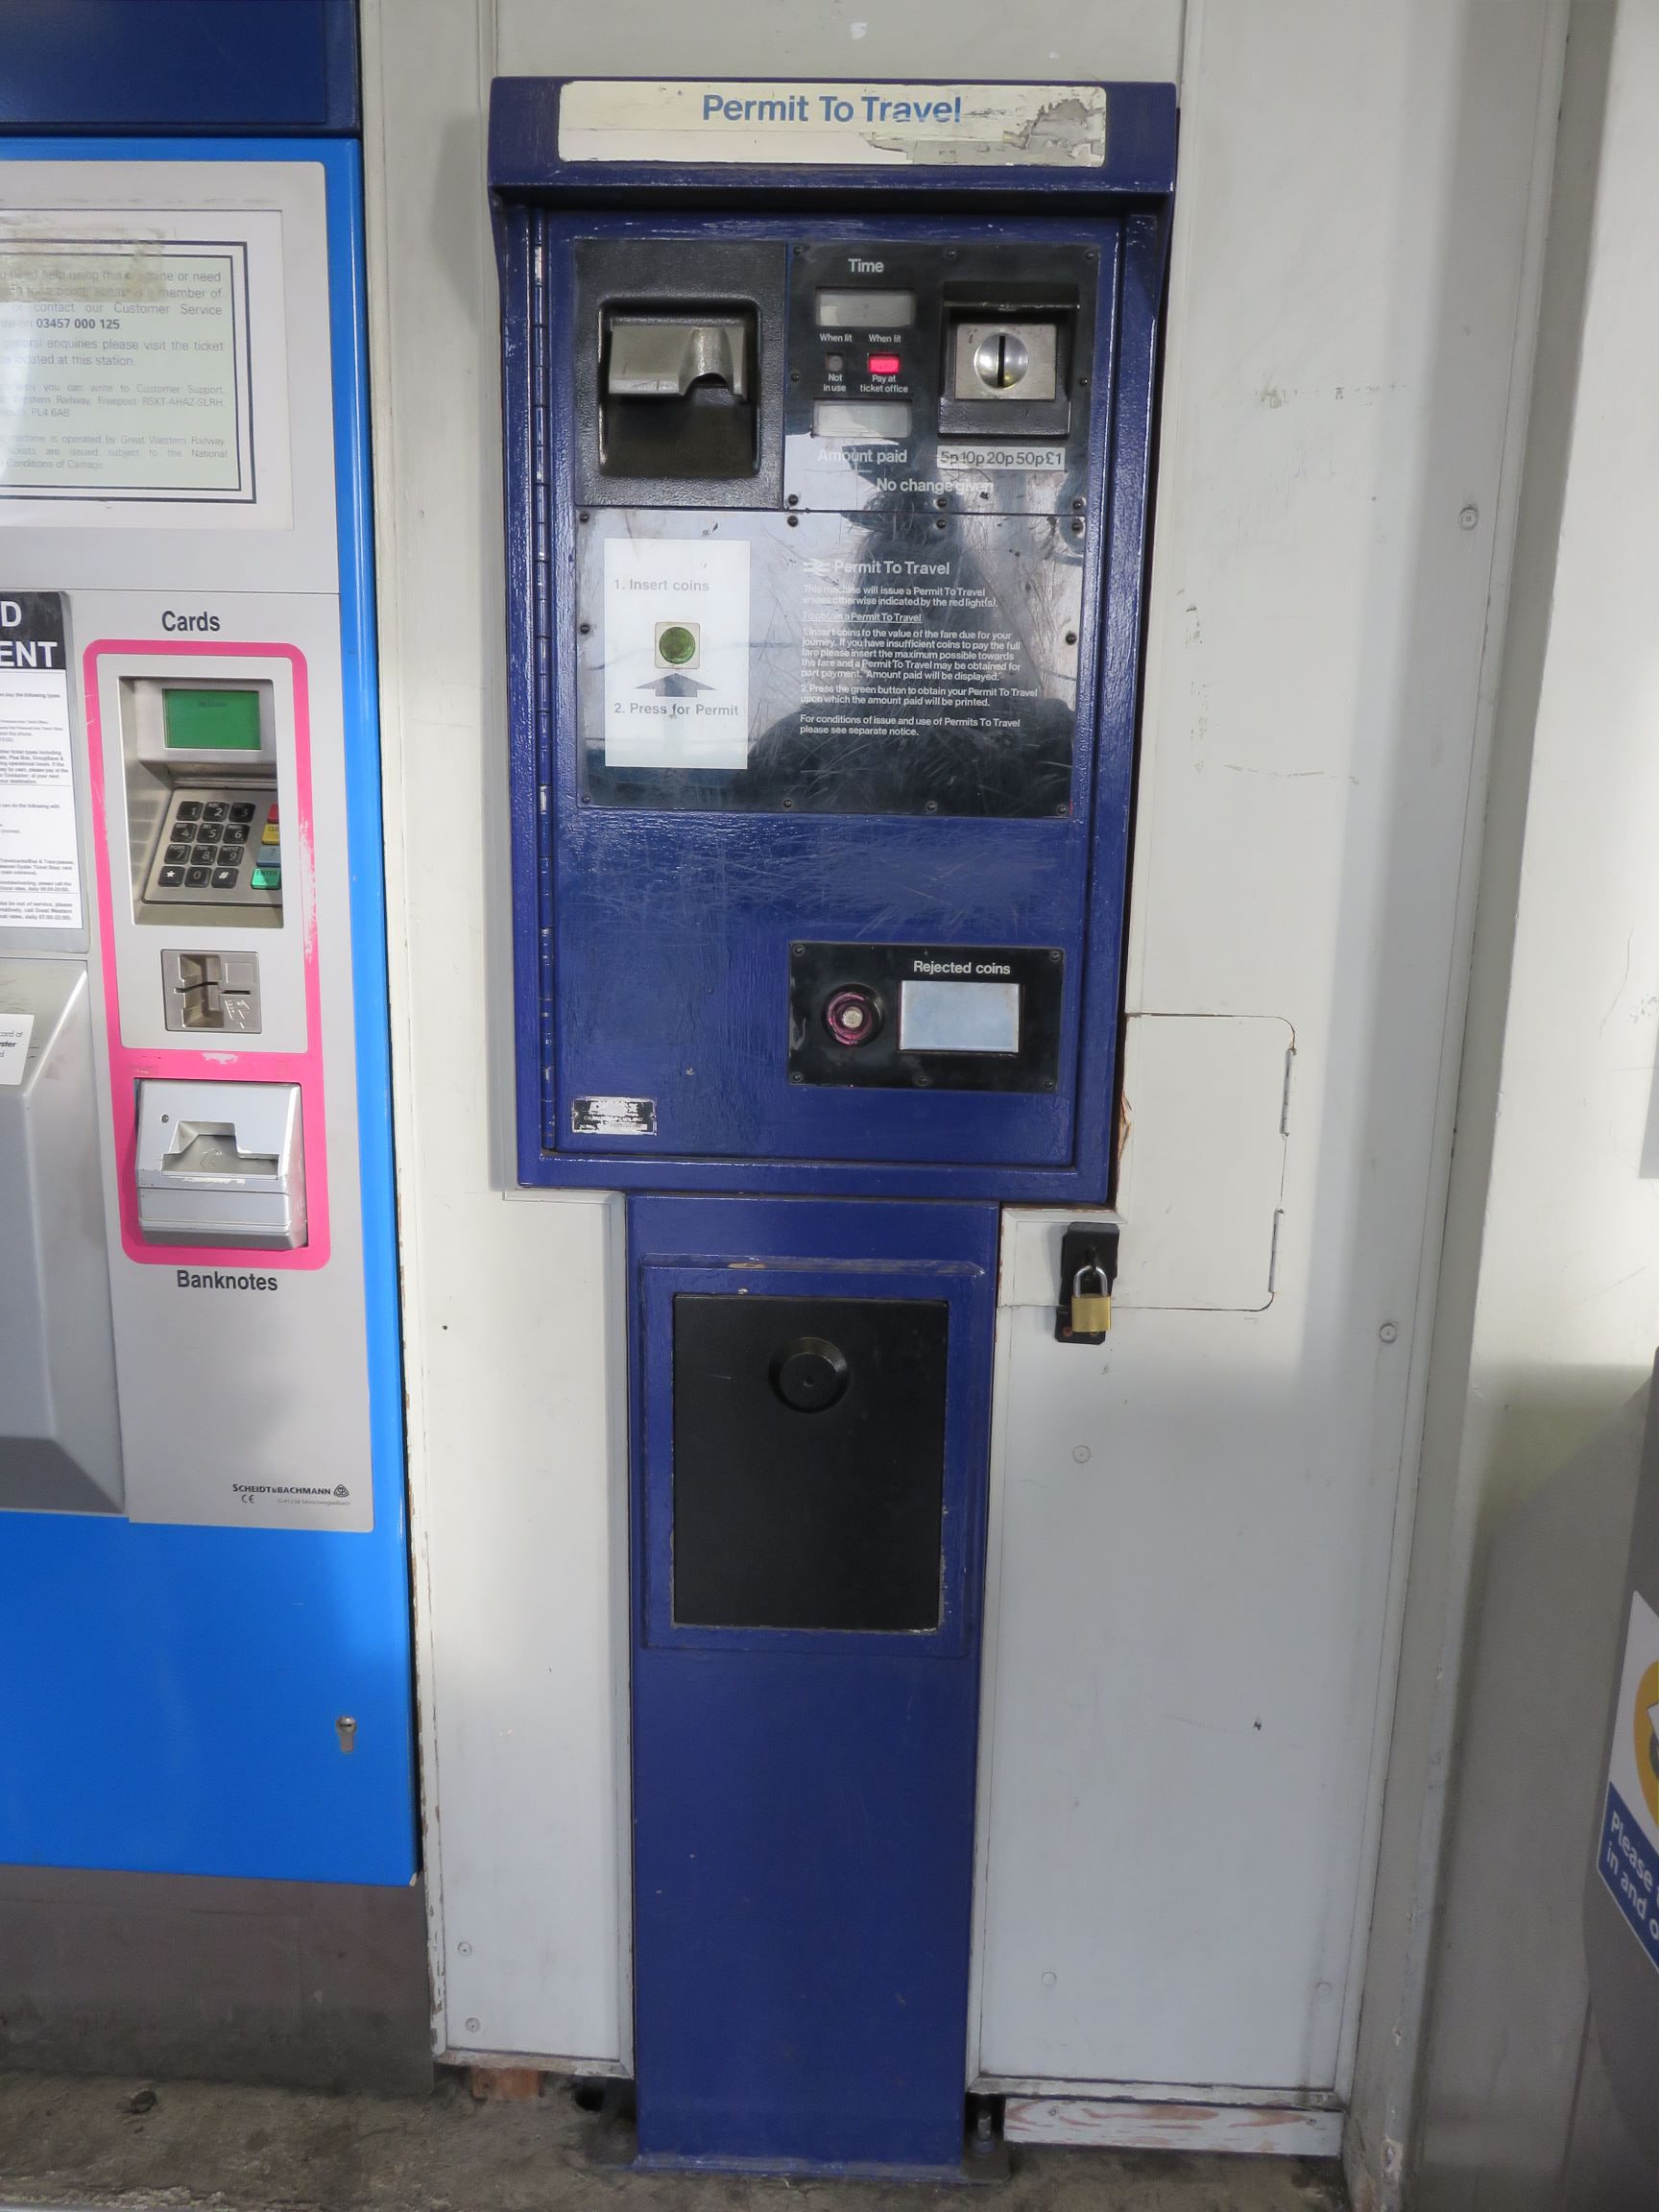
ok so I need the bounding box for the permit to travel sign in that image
[1598,1589,1659,1974]
[557,81,1108,168]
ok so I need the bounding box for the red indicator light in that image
[867,352,902,377]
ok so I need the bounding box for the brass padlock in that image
[1070,1261,1113,1336]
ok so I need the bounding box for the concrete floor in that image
[0,2071,1349,2212]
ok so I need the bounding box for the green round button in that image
[657,624,698,666]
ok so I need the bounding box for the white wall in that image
[1355,2,1659,2202]
[975,0,1561,2104]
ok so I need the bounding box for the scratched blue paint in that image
[491,84,1173,1202]
[628,1194,999,2172]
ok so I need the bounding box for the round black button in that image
[824,986,882,1048]
[770,1336,850,1413]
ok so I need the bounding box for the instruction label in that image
[0,1009,34,1084]
[0,240,253,499]
[798,541,1068,754]
[603,537,750,770]
[1598,1589,1659,1975]
[0,592,82,929]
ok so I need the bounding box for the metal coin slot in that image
[951,320,1058,404]
[973,329,1031,391]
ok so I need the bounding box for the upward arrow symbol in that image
[639,673,713,698]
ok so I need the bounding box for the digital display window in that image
[163,688,261,752]
[816,288,916,329]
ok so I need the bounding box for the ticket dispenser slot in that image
[133,1078,306,1249]
[573,238,786,511]
[601,308,757,480]
[119,677,282,925]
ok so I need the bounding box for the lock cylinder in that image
[1056,1221,1120,1344]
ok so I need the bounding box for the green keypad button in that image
[251,864,282,891]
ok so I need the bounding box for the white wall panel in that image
[974,0,1558,2094]
[361,3,628,2065]
[495,2,1183,88]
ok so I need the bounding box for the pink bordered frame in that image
[83,637,330,1270]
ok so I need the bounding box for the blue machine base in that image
[628,1195,999,2172]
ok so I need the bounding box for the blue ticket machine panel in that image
[491,77,1175,2172]
[0,7,413,1894]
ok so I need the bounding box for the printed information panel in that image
[0,592,81,928]
[1598,1590,1659,1975]
[0,241,253,499]
[580,511,1082,816]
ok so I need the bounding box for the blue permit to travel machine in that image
[0,4,414,1896]
[490,75,1177,2174]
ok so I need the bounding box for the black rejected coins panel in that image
[789,942,1064,1093]
[672,1293,949,1634]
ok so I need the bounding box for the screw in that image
[1071,1445,1092,1464]
[578,620,590,636]
[1071,496,1085,512]
[1078,374,1090,389]
[335,1716,357,1753]
[790,1070,805,1083]
[578,511,589,523]
[789,369,801,383]
[787,514,799,527]
[465,2017,481,2035]
[1458,504,1479,530]
[1049,950,1062,963]
[1380,1322,1399,1344]
[925,799,938,813]
[786,492,800,506]
[458,1940,473,1957]
[1071,517,1084,534]
[793,945,805,956]
[935,494,948,510]
[1065,629,1077,645]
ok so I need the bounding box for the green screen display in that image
[163,688,262,752]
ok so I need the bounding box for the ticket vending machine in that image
[490,78,1175,2172]
[0,12,413,1904]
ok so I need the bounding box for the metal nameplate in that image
[557,81,1107,169]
